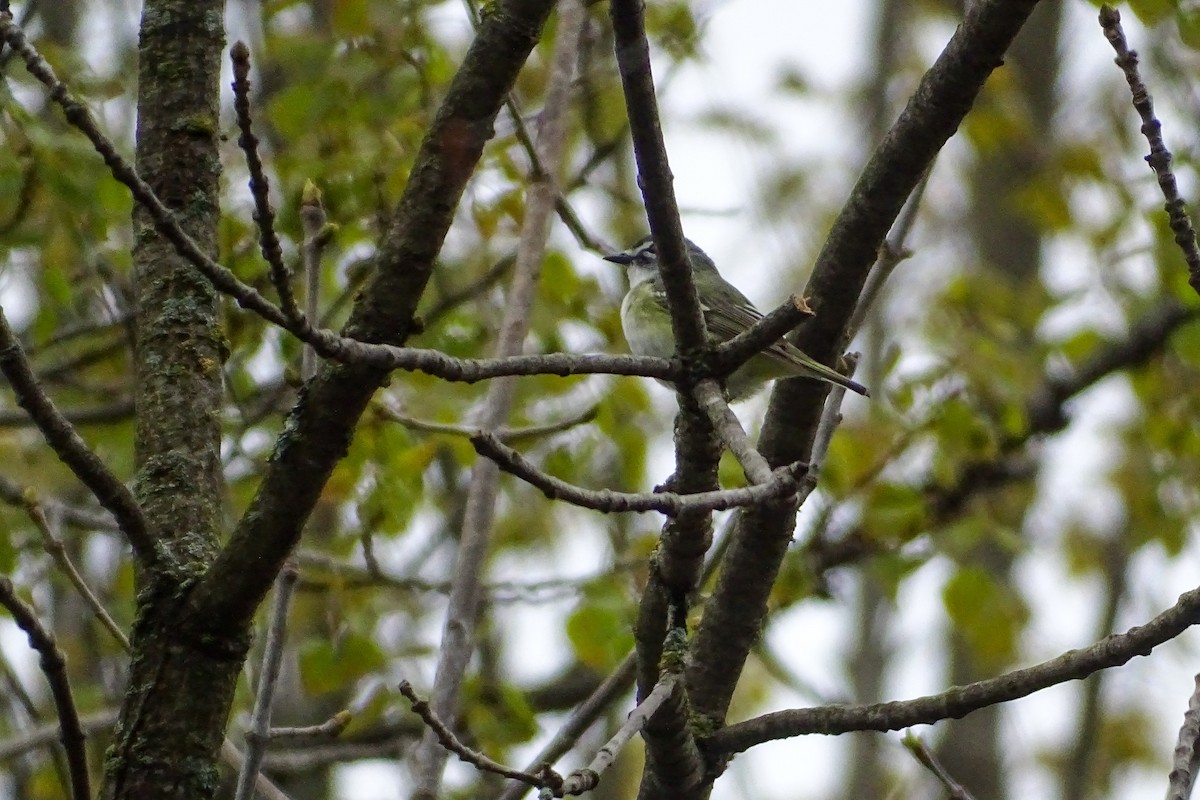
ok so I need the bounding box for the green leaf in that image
[942,566,1028,669]
[464,682,538,748]
[566,582,634,670]
[1179,8,1200,49]
[1126,0,1174,26]
[863,482,928,544]
[298,631,387,696]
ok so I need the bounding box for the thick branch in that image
[688,0,1045,732]
[190,0,559,628]
[609,0,706,363]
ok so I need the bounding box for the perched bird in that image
[605,236,868,399]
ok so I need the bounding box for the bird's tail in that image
[787,348,870,397]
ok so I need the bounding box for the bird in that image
[604,235,868,400]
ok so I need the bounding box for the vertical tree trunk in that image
[100,2,245,798]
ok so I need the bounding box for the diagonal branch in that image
[688,0,1046,735]
[1167,674,1200,800]
[561,672,682,796]
[0,306,159,565]
[1099,5,1200,297]
[707,579,1200,757]
[692,379,774,485]
[0,578,90,800]
[399,681,547,788]
[190,0,560,628]
[0,15,295,333]
[710,295,812,378]
[0,474,118,531]
[494,654,638,800]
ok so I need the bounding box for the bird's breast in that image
[621,289,672,360]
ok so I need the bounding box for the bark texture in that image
[103,2,241,799]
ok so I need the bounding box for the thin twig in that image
[0,630,74,790]
[268,711,353,742]
[1099,5,1200,297]
[293,549,638,603]
[559,674,678,795]
[0,708,117,760]
[299,181,331,381]
[219,739,296,800]
[233,563,300,800]
[374,398,598,443]
[0,474,118,531]
[902,731,976,800]
[496,654,638,800]
[424,254,516,325]
[691,379,774,485]
[847,169,931,338]
[230,41,298,320]
[0,400,135,428]
[472,431,804,514]
[0,578,90,800]
[460,0,606,253]
[23,494,130,649]
[808,353,859,475]
[400,681,549,788]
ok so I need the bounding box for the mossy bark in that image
[101,3,243,798]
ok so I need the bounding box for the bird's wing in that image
[663,280,868,395]
[701,296,763,343]
[703,298,805,365]
[706,296,838,373]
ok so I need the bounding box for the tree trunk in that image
[100,2,245,798]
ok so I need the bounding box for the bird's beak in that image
[603,252,634,266]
